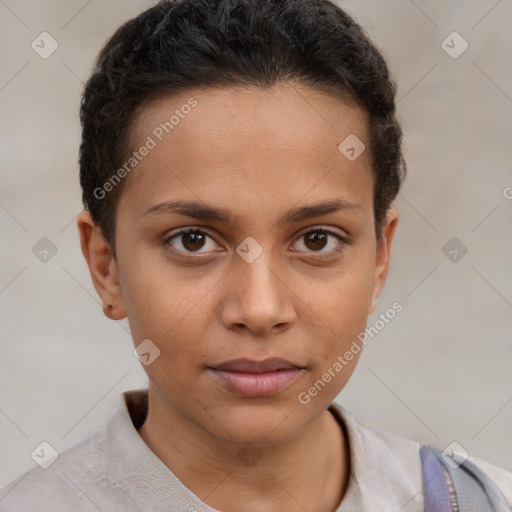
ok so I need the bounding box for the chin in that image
[204,399,317,446]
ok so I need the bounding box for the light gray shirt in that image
[1,389,511,511]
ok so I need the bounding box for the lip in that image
[208,358,305,397]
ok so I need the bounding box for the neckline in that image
[124,389,353,510]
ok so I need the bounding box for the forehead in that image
[121,83,373,220]
[133,82,369,153]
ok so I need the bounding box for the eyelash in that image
[163,226,348,260]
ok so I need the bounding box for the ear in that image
[369,208,398,315]
[77,211,126,320]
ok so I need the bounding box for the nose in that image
[220,250,297,338]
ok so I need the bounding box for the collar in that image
[93,389,423,511]
[328,402,423,511]
[92,388,219,511]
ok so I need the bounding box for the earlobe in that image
[77,211,127,320]
[369,208,398,315]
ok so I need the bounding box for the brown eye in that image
[165,228,220,254]
[181,231,206,251]
[292,228,346,255]
[303,231,328,251]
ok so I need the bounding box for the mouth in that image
[207,358,305,397]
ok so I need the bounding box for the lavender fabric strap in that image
[421,445,454,512]
[420,445,511,512]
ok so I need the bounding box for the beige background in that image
[1,0,511,487]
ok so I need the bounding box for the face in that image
[79,82,397,446]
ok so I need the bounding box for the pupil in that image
[306,232,327,251]
[183,232,205,251]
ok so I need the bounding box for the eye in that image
[291,228,346,255]
[164,228,221,254]
[163,226,347,258]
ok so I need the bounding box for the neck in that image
[137,386,350,512]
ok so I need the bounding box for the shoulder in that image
[0,431,134,512]
[467,454,512,505]
[329,403,512,511]
[0,436,92,511]
[368,422,512,508]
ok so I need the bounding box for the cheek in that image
[119,239,209,318]
[307,261,374,325]
[296,269,373,408]
[120,266,222,392]
[300,260,375,362]
[118,251,195,345]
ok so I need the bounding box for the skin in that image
[78,82,398,512]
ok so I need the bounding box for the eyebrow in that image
[142,198,364,226]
